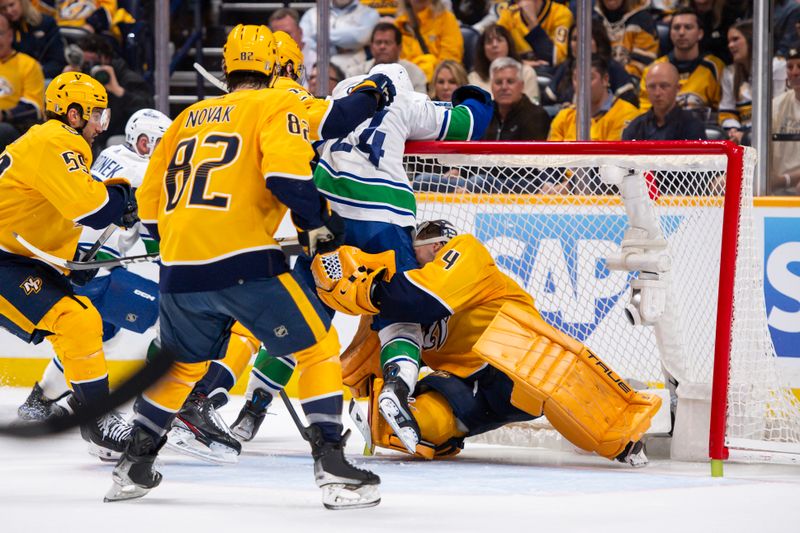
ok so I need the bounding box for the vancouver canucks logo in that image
[475,213,682,342]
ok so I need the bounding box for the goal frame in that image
[404,139,748,472]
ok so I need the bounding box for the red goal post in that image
[402,140,799,473]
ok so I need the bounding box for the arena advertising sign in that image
[764,216,800,358]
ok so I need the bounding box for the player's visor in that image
[89,108,111,131]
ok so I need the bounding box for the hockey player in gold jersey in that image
[111,24,392,509]
[312,220,660,465]
[0,71,138,459]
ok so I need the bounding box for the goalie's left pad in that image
[471,302,661,460]
[311,245,396,315]
[340,315,382,398]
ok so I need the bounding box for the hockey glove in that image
[352,73,396,111]
[451,85,492,108]
[105,178,140,229]
[292,198,345,257]
[68,249,99,286]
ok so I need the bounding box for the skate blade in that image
[321,484,381,510]
[88,442,121,463]
[103,479,150,502]
[231,423,255,442]
[627,450,649,468]
[378,398,418,454]
[165,426,239,465]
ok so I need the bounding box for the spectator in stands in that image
[493,0,573,69]
[542,23,636,108]
[771,48,800,195]
[775,0,800,58]
[688,0,742,64]
[360,0,400,19]
[395,0,463,82]
[300,0,379,79]
[64,34,153,152]
[483,57,550,140]
[1,0,64,79]
[308,62,345,97]
[721,20,787,145]
[451,0,491,26]
[469,23,540,104]
[623,62,706,141]
[430,59,468,102]
[360,22,427,93]
[548,56,639,140]
[270,8,314,84]
[0,12,43,149]
[593,0,659,82]
[37,0,134,43]
[638,7,724,119]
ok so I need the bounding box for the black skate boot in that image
[17,383,69,422]
[378,363,421,454]
[615,440,648,467]
[68,396,133,462]
[166,391,242,464]
[105,426,166,502]
[230,388,272,442]
[307,424,380,510]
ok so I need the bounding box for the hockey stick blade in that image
[193,62,228,93]
[348,399,374,456]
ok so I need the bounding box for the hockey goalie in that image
[311,219,661,465]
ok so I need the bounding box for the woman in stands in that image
[468,23,540,104]
[430,59,468,102]
[542,23,636,109]
[720,20,787,145]
[1,0,64,78]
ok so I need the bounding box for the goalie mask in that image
[414,220,457,247]
[125,108,171,158]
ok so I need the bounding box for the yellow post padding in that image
[225,322,260,380]
[472,302,662,460]
[36,295,106,384]
[294,324,341,368]
[340,315,382,397]
[144,360,210,411]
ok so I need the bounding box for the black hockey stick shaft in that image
[279,389,311,442]
[81,225,117,261]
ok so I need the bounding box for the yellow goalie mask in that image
[311,246,397,315]
[223,24,278,83]
[45,72,110,130]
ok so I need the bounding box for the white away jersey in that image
[314,76,477,228]
[91,143,150,188]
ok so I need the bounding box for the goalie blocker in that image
[313,228,661,464]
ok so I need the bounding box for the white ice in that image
[1,387,798,533]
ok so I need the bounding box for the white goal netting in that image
[404,142,800,463]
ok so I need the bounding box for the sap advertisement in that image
[764,215,800,359]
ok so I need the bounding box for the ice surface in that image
[0,388,798,533]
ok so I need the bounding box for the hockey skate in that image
[307,424,381,510]
[230,388,271,442]
[377,363,420,454]
[166,391,241,464]
[68,396,133,462]
[615,441,648,467]
[17,382,69,422]
[105,426,166,502]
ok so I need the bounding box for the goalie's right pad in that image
[472,302,661,460]
[311,246,396,316]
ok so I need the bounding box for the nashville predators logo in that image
[0,78,13,97]
[59,0,97,21]
[20,276,43,295]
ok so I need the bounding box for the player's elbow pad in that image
[320,93,379,139]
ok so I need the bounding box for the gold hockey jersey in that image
[274,76,332,142]
[405,234,540,377]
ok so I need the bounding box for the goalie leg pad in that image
[472,302,662,460]
[340,315,382,398]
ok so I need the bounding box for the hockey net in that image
[404,141,800,468]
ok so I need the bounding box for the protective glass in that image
[89,108,111,131]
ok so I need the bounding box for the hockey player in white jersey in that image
[229,64,493,451]
[17,109,170,443]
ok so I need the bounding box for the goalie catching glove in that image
[311,246,396,315]
[291,196,345,257]
[350,73,396,111]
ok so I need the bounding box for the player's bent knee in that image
[294,326,341,368]
[39,295,103,361]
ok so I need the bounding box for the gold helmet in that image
[274,30,305,79]
[222,24,278,82]
[45,72,108,122]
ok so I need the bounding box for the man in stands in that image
[638,7,725,119]
[269,7,314,85]
[484,57,550,141]
[360,22,427,93]
[771,48,800,195]
[623,62,707,142]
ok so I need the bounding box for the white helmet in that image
[125,108,172,158]
[368,63,414,94]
